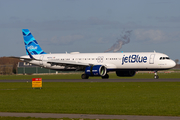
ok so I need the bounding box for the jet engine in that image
[116,70,136,77]
[85,65,107,76]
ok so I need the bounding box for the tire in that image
[102,74,109,79]
[81,74,89,79]
[154,75,159,79]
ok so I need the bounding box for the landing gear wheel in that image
[154,71,159,79]
[101,74,109,79]
[81,74,89,79]
[154,75,159,79]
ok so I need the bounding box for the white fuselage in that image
[20,52,176,71]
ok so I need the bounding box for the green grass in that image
[0,117,67,120]
[0,117,113,120]
[0,82,180,116]
[0,72,180,80]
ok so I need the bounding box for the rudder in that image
[22,29,46,55]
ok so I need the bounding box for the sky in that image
[0,0,180,61]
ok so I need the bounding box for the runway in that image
[1,78,180,82]
[1,112,180,120]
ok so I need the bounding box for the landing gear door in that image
[39,55,44,65]
[149,54,155,64]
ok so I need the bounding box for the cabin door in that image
[39,55,44,65]
[149,54,155,64]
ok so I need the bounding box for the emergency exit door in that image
[39,55,44,65]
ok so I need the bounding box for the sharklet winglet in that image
[26,49,41,61]
[26,49,35,59]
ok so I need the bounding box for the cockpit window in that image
[159,57,170,60]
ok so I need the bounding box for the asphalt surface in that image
[1,78,180,120]
[1,112,180,120]
[1,78,180,82]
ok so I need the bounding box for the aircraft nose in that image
[170,60,176,68]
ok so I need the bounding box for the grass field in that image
[0,72,180,80]
[0,82,180,116]
[0,117,106,120]
[0,117,108,120]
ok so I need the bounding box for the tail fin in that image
[22,29,46,55]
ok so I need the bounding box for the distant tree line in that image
[0,57,21,75]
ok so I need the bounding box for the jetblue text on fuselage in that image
[122,55,147,65]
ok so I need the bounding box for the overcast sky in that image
[0,0,180,61]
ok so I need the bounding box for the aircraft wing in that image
[17,49,93,68]
[47,60,92,67]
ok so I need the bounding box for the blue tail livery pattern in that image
[22,29,46,55]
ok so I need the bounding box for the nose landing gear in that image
[154,71,159,79]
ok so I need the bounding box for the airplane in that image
[19,29,176,79]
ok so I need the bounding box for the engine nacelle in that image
[85,65,107,76]
[116,70,136,77]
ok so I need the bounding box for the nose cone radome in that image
[170,60,176,68]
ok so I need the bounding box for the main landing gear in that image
[81,74,89,79]
[101,74,109,79]
[154,71,159,79]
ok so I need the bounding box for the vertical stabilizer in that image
[22,29,46,55]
